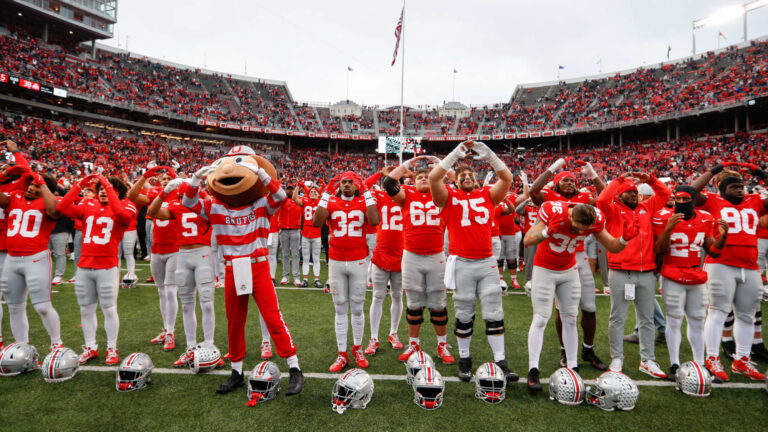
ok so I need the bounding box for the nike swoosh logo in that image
[33,260,41,263]
[202,255,208,258]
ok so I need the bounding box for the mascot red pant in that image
[224,258,296,362]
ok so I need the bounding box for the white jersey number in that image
[720,207,759,235]
[303,205,317,222]
[181,212,198,237]
[6,209,43,238]
[380,205,403,231]
[548,233,585,254]
[669,231,706,258]
[331,210,365,237]
[83,215,114,245]
[409,201,440,226]
[453,198,489,227]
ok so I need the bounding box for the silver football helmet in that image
[412,366,445,410]
[247,361,281,405]
[331,368,374,414]
[549,367,586,406]
[191,343,221,373]
[0,342,40,376]
[121,274,138,290]
[116,352,153,392]
[42,347,79,383]
[586,371,639,411]
[405,350,435,385]
[474,362,506,403]
[675,361,712,397]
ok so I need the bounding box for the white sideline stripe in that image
[78,366,764,388]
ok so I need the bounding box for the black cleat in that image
[495,360,519,383]
[285,368,305,396]
[751,342,768,363]
[527,368,542,393]
[581,347,607,371]
[458,357,473,382]
[559,348,567,368]
[722,340,736,359]
[667,364,679,382]
[655,332,666,345]
[314,279,323,288]
[216,370,244,394]
[300,280,309,288]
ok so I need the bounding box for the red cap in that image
[616,179,638,196]
[552,171,576,186]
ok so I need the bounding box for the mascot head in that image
[206,146,278,207]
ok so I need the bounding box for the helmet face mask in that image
[247,361,281,405]
[121,275,137,289]
[675,361,712,397]
[42,347,80,383]
[549,367,586,406]
[413,367,445,410]
[586,371,638,411]
[0,343,40,376]
[116,352,153,392]
[405,351,435,385]
[474,362,506,404]
[331,369,374,414]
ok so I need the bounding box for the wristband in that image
[541,227,549,239]
[363,190,376,207]
[619,237,629,245]
[488,154,506,172]
[318,192,330,209]
[256,168,272,185]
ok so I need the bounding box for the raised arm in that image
[429,142,469,208]
[384,156,424,205]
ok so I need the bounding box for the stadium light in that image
[692,1,768,54]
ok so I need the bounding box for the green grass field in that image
[1,257,766,431]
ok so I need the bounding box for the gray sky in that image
[102,0,768,107]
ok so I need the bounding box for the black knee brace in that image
[485,319,505,335]
[429,308,448,326]
[497,260,505,270]
[406,307,424,325]
[454,315,475,338]
[506,259,516,268]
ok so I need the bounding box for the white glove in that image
[239,162,260,174]
[472,141,506,172]
[519,172,529,184]
[147,160,157,169]
[548,158,566,173]
[171,159,181,170]
[581,162,598,180]
[304,180,314,188]
[483,171,494,186]
[190,165,216,188]
[164,178,183,194]
[438,143,469,171]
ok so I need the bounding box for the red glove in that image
[29,172,45,187]
[144,166,176,179]
[352,175,368,193]
[96,175,110,187]
[5,165,31,177]
[574,159,588,166]
[622,216,640,242]
[78,174,99,188]
[740,162,759,172]
[722,161,740,168]
[325,175,341,194]
[563,157,574,163]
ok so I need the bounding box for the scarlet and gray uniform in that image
[369,190,403,338]
[168,199,215,304]
[148,188,180,291]
[276,198,302,281]
[326,196,371,305]
[299,196,322,278]
[182,175,297,363]
[399,185,446,310]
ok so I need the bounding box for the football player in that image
[385,156,454,364]
[429,141,517,382]
[596,172,671,378]
[58,175,134,365]
[276,182,302,286]
[0,167,63,352]
[652,185,728,378]
[118,178,142,286]
[529,158,608,370]
[691,163,768,381]
[292,181,323,288]
[127,167,181,351]
[524,201,636,392]
[313,171,380,372]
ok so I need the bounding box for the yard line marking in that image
[77,366,765,388]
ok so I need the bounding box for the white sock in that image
[409,337,419,345]
[231,361,243,374]
[389,285,403,335]
[369,295,384,341]
[487,334,506,362]
[163,285,178,333]
[126,249,136,275]
[704,309,728,358]
[350,301,365,346]
[561,313,578,369]
[666,316,683,366]
[286,355,300,370]
[528,313,549,370]
[258,313,270,342]
[79,303,98,347]
[687,317,705,365]
[33,301,61,345]
[201,301,215,345]
[734,317,754,359]
[437,335,447,344]
[457,336,471,358]
[102,305,119,349]
[334,303,348,352]
[182,302,198,347]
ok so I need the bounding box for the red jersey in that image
[652,208,716,285]
[4,191,57,256]
[269,212,279,234]
[533,201,605,271]
[442,186,495,259]
[542,187,593,204]
[497,199,519,236]
[326,196,370,261]
[522,203,539,233]
[65,199,135,269]
[400,185,444,256]
[371,190,403,272]
[0,156,32,251]
[168,200,211,247]
[700,192,766,270]
[149,188,180,254]
[277,198,302,230]
[299,197,321,239]
[122,198,142,231]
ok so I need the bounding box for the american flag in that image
[391,7,403,66]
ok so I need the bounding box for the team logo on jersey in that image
[224,214,257,225]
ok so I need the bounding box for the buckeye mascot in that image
[182,145,305,398]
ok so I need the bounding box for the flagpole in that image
[346,67,349,101]
[452,70,456,101]
[399,0,406,165]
